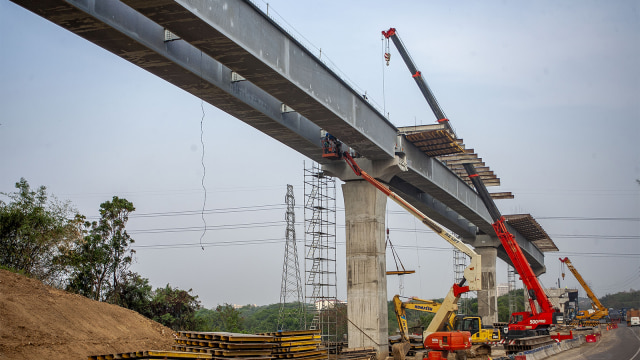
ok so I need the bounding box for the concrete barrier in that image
[492,335,587,360]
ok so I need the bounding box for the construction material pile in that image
[174,331,276,358]
[260,329,327,360]
[88,330,329,360]
[88,350,213,359]
[332,347,377,360]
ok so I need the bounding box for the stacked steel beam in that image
[88,350,213,359]
[173,332,275,359]
[260,329,327,360]
[333,347,377,360]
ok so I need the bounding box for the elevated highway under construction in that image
[8,0,560,357]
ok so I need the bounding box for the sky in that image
[0,0,638,309]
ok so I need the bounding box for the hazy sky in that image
[1,0,638,309]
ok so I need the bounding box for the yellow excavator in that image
[392,295,499,358]
[560,257,608,326]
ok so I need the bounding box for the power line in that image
[129,221,285,234]
[132,236,640,258]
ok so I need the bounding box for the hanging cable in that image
[381,36,387,117]
[199,50,208,251]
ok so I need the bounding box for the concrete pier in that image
[343,180,389,359]
[476,244,499,324]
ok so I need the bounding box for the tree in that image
[0,178,81,286]
[107,271,153,317]
[215,303,244,333]
[149,284,202,331]
[66,196,135,301]
[497,289,524,322]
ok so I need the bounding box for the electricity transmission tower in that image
[277,184,305,331]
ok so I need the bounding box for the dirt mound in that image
[0,269,175,359]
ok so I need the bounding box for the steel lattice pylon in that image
[304,162,338,347]
[277,184,305,331]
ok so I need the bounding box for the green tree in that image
[149,284,202,331]
[0,178,81,286]
[497,289,525,322]
[66,196,135,301]
[216,303,244,333]
[107,271,153,317]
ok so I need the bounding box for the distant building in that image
[314,299,346,310]
[232,304,257,309]
[524,288,579,321]
[497,283,510,297]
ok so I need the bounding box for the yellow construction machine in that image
[560,257,608,326]
[392,295,499,358]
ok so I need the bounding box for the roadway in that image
[546,324,640,360]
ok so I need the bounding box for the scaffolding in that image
[277,184,305,331]
[508,265,517,315]
[304,162,338,346]
[453,248,468,314]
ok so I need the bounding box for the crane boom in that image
[382,28,454,135]
[462,163,562,338]
[560,257,608,319]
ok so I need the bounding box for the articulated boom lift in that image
[326,147,481,360]
[463,164,563,339]
[560,257,608,322]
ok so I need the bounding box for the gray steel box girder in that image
[8,0,545,273]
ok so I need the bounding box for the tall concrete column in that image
[475,244,498,325]
[343,180,389,359]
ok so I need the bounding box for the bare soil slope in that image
[0,269,175,359]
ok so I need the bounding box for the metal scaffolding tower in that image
[304,162,338,344]
[278,184,305,331]
[508,265,517,315]
[453,248,468,314]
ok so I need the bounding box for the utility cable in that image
[381,36,387,116]
[346,318,381,347]
[199,50,207,251]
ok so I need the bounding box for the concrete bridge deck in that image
[7,0,547,274]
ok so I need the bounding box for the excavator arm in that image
[393,295,451,343]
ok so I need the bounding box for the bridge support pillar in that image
[475,242,499,325]
[342,180,389,359]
